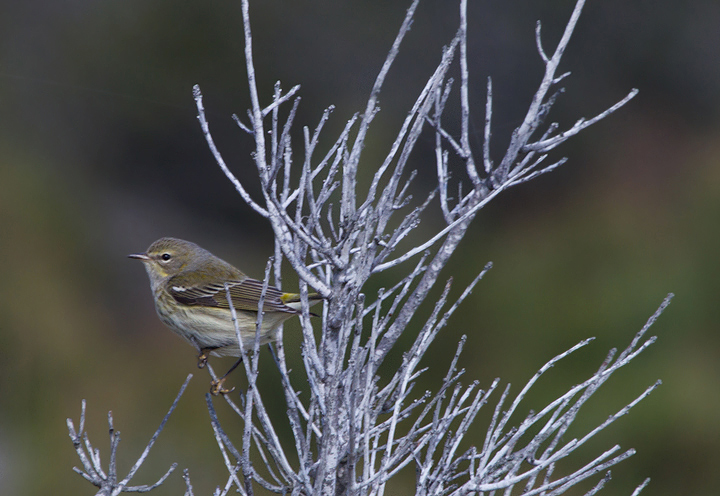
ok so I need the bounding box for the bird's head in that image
[129,237,203,286]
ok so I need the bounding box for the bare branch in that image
[74,2,668,495]
[523,89,639,153]
[68,376,191,494]
[263,84,301,117]
[194,85,269,217]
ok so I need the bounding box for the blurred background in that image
[1,0,718,494]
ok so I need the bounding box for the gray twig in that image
[68,375,191,494]
[187,0,662,494]
[73,1,667,495]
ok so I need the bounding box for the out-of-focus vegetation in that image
[1,1,718,494]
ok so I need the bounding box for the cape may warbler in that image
[129,237,321,366]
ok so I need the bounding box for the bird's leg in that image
[210,356,244,396]
[188,336,217,369]
[196,348,216,369]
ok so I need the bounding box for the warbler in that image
[129,237,321,366]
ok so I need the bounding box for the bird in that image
[129,237,321,393]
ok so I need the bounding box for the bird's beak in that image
[128,252,150,261]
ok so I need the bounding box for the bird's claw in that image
[197,350,210,369]
[210,378,234,396]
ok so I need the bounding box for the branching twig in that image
[188,0,659,493]
[73,1,666,495]
[68,375,191,495]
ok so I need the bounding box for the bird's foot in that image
[197,349,212,369]
[210,377,235,396]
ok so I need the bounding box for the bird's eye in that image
[161,253,172,261]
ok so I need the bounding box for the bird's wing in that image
[167,277,297,314]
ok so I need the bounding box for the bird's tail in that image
[280,292,323,315]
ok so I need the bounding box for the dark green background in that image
[1,0,717,494]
